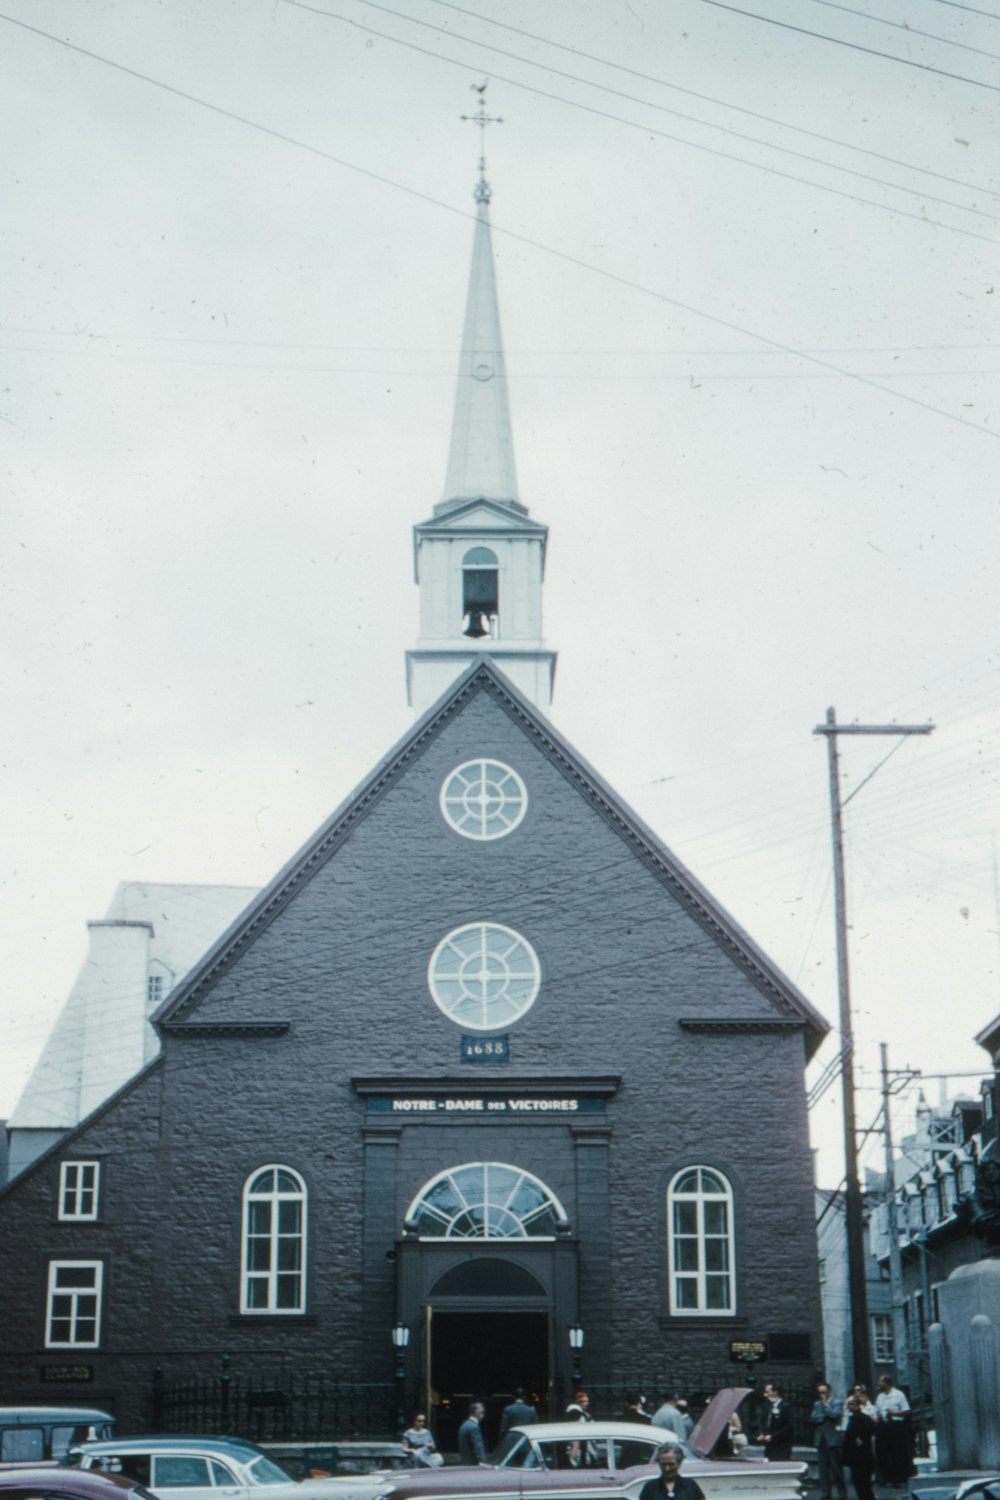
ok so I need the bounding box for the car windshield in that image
[494,1434,530,1468]
[246,1456,296,1486]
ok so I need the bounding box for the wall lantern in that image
[569,1325,584,1382]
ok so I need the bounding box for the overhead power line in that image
[926,0,1000,19]
[286,0,1000,242]
[804,0,1000,60]
[702,0,1000,92]
[1,9,996,442]
[321,0,1000,224]
[423,0,1000,199]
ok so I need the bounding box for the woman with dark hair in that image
[842,1398,877,1500]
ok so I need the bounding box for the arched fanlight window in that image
[405,1162,566,1240]
[241,1165,307,1314]
[462,547,499,639]
[667,1166,736,1315]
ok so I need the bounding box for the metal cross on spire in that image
[460,82,503,204]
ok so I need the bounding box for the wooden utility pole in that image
[813,709,933,1391]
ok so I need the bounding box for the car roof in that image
[508,1424,681,1441]
[0,1468,140,1494]
[74,1439,265,1457]
[0,1412,115,1428]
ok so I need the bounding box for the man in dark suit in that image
[755,1382,794,1461]
[499,1388,538,1438]
[638,1444,705,1500]
[810,1383,846,1500]
[458,1403,487,1465]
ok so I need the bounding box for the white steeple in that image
[438,173,520,512]
[406,108,556,716]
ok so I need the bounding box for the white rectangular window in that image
[872,1312,894,1363]
[46,1261,103,1348]
[59,1161,100,1221]
[147,974,164,1005]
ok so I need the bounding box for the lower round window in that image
[428,922,540,1030]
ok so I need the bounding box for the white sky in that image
[2,0,999,1186]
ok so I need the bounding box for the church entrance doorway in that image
[429,1309,549,1454]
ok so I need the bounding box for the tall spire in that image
[406,93,555,717]
[437,88,520,516]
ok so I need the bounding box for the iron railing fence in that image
[152,1360,396,1442]
[150,1360,818,1448]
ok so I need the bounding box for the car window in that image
[612,1440,659,1470]
[152,1457,214,1488]
[116,1459,152,1486]
[495,1437,533,1470]
[0,1428,45,1461]
[209,1464,237,1487]
[245,1458,294,1486]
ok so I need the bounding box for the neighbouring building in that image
[0,159,829,1443]
[4,882,258,1182]
[868,1067,998,1424]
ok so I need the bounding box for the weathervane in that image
[460,82,502,204]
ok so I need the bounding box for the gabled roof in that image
[156,657,829,1054]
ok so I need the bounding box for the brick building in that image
[0,163,828,1439]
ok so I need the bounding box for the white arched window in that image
[667,1166,735,1315]
[406,1162,566,1240]
[241,1166,307,1313]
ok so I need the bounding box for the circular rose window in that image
[428,922,540,1031]
[440,759,528,841]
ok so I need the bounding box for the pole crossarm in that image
[813,724,934,736]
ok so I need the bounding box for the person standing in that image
[754,1382,794,1461]
[458,1402,487,1465]
[565,1390,595,1468]
[875,1375,913,1487]
[651,1397,687,1440]
[621,1393,653,1424]
[499,1388,538,1438]
[638,1444,705,1500]
[841,1398,877,1500]
[810,1384,846,1500]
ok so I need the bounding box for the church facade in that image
[0,159,828,1439]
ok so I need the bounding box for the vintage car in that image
[70,1437,388,1500]
[0,1465,153,1500]
[0,1409,115,1464]
[374,1392,805,1500]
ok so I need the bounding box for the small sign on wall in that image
[729,1340,767,1363]
[40,1364,94,1383]
[461,1035,510,1064]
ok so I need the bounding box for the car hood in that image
[687,1389,752,1459]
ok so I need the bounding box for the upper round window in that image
[428,922,541,1031]
[440,759,528,841]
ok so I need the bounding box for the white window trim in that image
[667,1166,737,1317]
[58,1160,100,1222]
[427,922,541,1032]
[240,1165,307,1315]
[405,1161,567,1241]
[439,759,528,841]
[45,1260,103,1348]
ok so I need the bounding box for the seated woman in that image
[401,1414,443,1468]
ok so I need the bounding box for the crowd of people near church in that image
[809,1376,916,1500]
[404,1372,917,1494]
